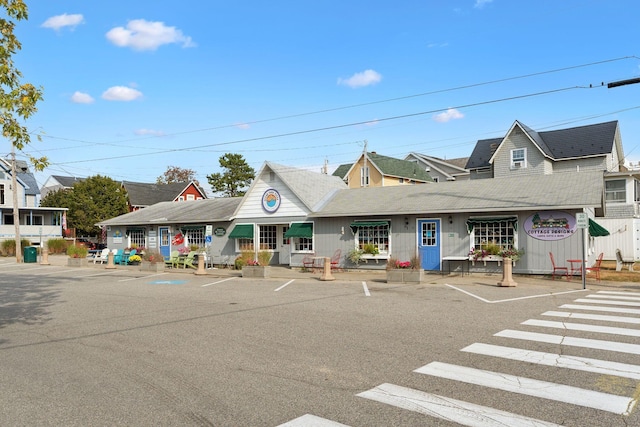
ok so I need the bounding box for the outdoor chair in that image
[549,252,569,280]
[165,251,180,268]
[113,249,124,265]
[615,249,634,272]
[330,249,342,271]
[93,248,109,264]
[586,252,604,281]
[121,249,136,265]
[181,251,197,269]
[302,254,315,271]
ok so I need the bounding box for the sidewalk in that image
[39,254,639,290]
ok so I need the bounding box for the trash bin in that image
[24,246,37,263]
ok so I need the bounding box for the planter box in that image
[242,266,271,278]
[386,269,423,284]
[140,262,165,273]
[67,257,88,267]
[469,255,505,266]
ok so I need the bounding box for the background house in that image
[404,153,470,182]
[333,151,433,188]
[122,181,207,211]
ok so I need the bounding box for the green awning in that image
[228,224,254,239]
[181,225,204,231]
[284,222,313,238]
[466,216,518,234]
[589,218,610,237]
[350,221,389,233]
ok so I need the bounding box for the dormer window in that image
[511,148,526,169]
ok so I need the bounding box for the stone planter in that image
[67,257,88,267]
[386,269,423,284]
[242,266,270,278]
[140,262,165,273]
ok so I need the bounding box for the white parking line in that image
[362,281,370,297]
[462,342,640,380]
[201,277,236,287]
[522,318,640,337]
[277,414,350,426]
[118,272,168,282]
[560,304,640,315]
[358,383,561,427]
[274,279,295,292]
[542,310,640,325]
[446,285,588,303]
[495,329,640,355]
[414,361,635,414]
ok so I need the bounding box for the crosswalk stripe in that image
[462,342,640,380]
[522,319,640,337]
[597,291,640,296]
[560,304,640,315]
[358,383,561,427]
[495,329,640,355]
[277,414,350,426]
[575,298,640,307]
[586,294,640,301]
[542,310,640,325]
[414,361,635,414]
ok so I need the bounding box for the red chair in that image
[549,252,569,280]
[302,254,315,271]
[330,249,342,271]
[586,252,604,281]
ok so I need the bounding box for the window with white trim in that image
[605,179,626,203]
[129,230,146,248]
[360,166,370,187]
[23,215,43,225]
[187,194,195,200]
[237,238,253,251]
[259,225,277,250]
[354,222,390,255]
[510,148,526,169]
[185,228,205,248]
[468,218,517,253]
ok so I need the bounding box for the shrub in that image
[347,248,364,265]
[1,239,34,256]
[128,254,142,263]
[66,244,88,258]
[362,243,379,255]
[235,250,254,269]
[257,250,272,266]
[142,250,164,264]
[46,238,67,254]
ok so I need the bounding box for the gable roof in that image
[406,153,469,180]
[0,158,39,195]
[468,120,620,169]
[48,175,85,188]
[97,197,241,226]
[340,152,434,182]
[311,170,604,217]
[332,164,351,179]
[123,181,206,207]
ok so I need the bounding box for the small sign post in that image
[576,213,588,289]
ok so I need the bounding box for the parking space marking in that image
[446,284,588,303]
[274,279,295,292]
[118,272,168,282]
[77,270,119,278]
[362,281,370,297]
[277,414,351,426]
[201,277,236,287]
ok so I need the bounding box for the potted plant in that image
[128,254,142,265]
[386,256,423,283]
[140,250,165,272]
[347,248,364,266]
[469,242,503,265]
[66,244,88,267]
[242,250,272,278]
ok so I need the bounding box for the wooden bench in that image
[615,249,634,272]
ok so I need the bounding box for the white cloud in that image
[134,129,166,137]
[474,0,493,9]
[70,91,94,104]
[41,13,84,31]
[102,86,143,101]
[337,69,382,88]
[433,108,464,123]
[106,19,195,51]
[234,123,250,130]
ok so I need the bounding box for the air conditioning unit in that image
[513,161,523,168]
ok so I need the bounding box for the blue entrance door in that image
[418,219,441,271]
[159,227,170,258]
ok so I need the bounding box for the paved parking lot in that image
[1,257,638,426]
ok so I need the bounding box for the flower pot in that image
[140,261,165,273]
[67,257,88,267]
[386,269,423,284]
[242,266,270,278]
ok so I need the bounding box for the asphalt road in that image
[1,260,639,426]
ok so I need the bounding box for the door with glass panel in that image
[417,219,440,271]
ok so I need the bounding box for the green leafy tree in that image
[40,175,128,237]
[1,1,47,262]
[156,165,199,186]
[207,153,255,197]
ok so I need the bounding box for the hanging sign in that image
[262,188,281,213]
[524,211,577,241]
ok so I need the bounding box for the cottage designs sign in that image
[262,188,281,213]
[524,211,577,240]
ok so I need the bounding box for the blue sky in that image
[12,0,640,193]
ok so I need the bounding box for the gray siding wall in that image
[494,128,547,178]
[553,156,607,173]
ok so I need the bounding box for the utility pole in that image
[363,140,368,187]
